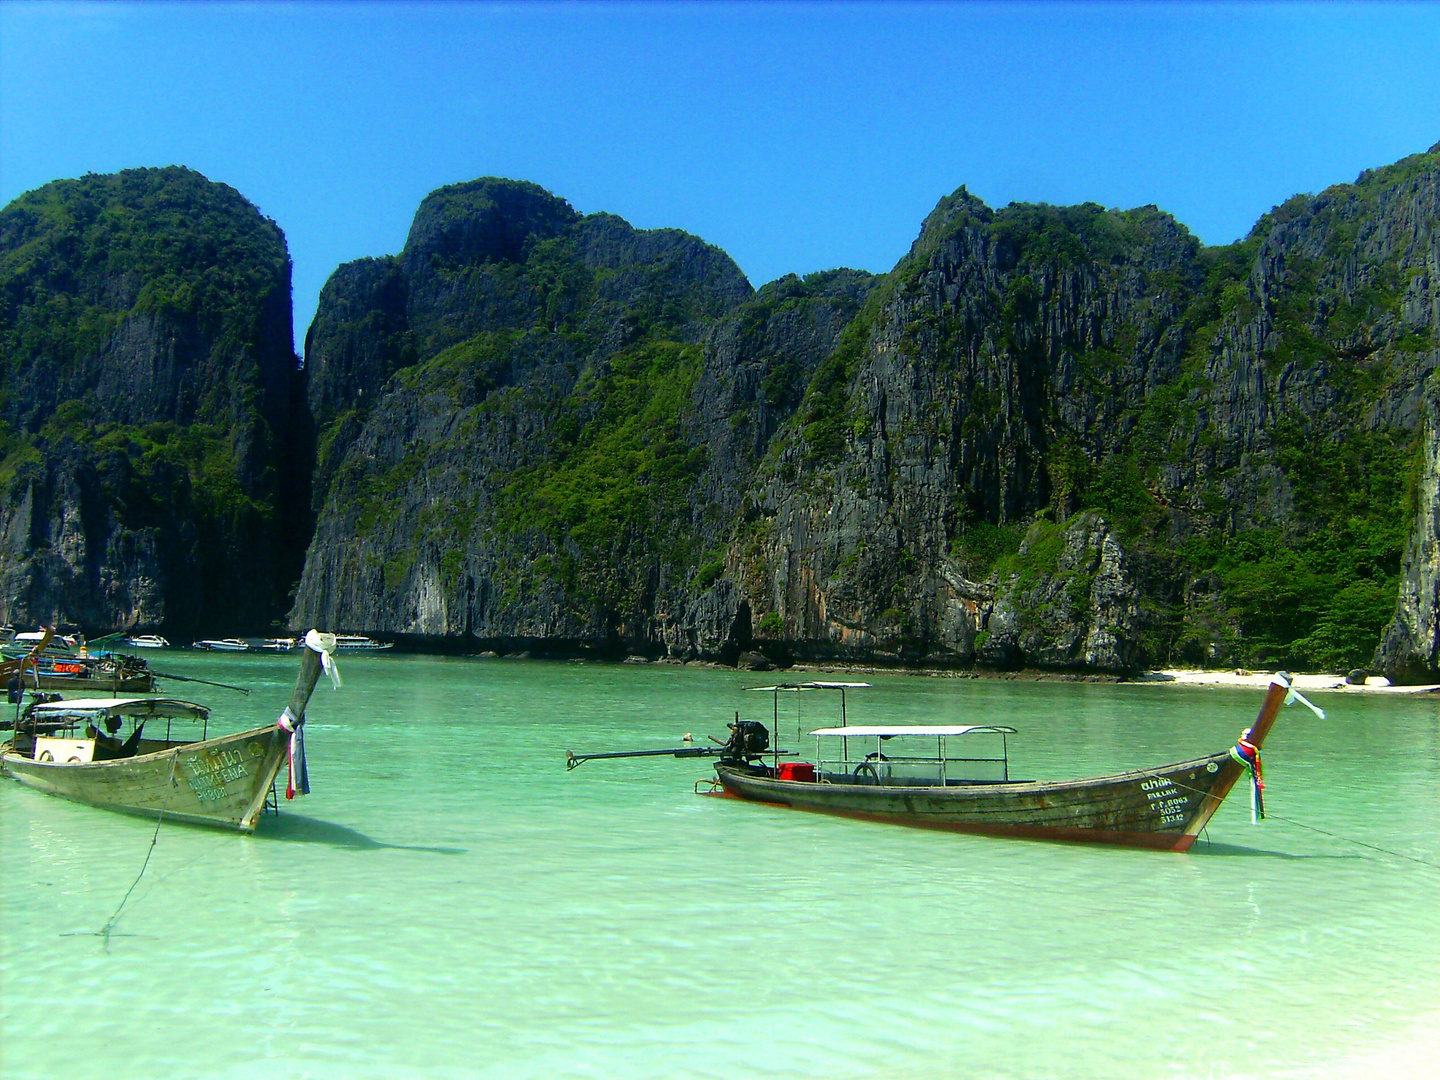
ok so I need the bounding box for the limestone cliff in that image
[293,179,765,645]
[0,167,307,635]
[293,145,1439,673]
[730,148,1440,672]
[1374,376,1440,680]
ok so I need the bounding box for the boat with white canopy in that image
[569,675,1327,851]
[2,631,342,832]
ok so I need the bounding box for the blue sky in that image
[3,1,1438,352]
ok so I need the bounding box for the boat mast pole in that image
[287,645,325,722]
[1245,677,1292,750]
[773,688,780,773]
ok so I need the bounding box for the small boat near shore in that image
[2,628,79,658]
[567,674,1323,851]
[2,628,55,693]
[1,631,342,832]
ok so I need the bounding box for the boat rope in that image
[1140,764,1440,872]
[1260,812,1440,873]
[98,754,178,949]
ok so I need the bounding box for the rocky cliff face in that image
[296,146,1440,674]
[293,179,765,645]
[0,167,306,635]
[731,148,1440,673]
[1374,376,1440,680]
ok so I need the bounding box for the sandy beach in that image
[1143,669,1440,695]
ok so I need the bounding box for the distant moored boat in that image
[192,638,250,652]
[333,635,393,652]
[123,634,170,649]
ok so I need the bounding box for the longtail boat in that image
[1,627,54,690]
[27,655,157,694]
[567,674,1323,852]
[1,630,342,832]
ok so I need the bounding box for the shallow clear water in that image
[3,654,1439,1078]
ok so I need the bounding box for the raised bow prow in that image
[276,631,341,799]
[1244,674,1291,751]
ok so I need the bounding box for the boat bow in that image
[275,630,342,799]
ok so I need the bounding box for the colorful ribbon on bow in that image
[1229,728,1264,823]
[278,706,309,800]
[275,632,341,799]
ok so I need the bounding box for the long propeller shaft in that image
[565,746,718,770]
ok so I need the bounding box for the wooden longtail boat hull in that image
[32,673,156,694]
[713,677,1290,851]
[2,724,287,832]
[715,753,1245,851]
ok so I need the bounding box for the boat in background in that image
[123,634,169,649]
[193,638,250,652]
[3,627,55,693]
[1,631,342,832]
[569,675,1325,852]
[27,654,157,694]
[3,628,79,658]
[334,635,393,652]
[262,637,298,651]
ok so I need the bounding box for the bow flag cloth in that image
[277,631,342,799]
[1228,672,1328,825]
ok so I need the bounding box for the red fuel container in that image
[776,762,815,782]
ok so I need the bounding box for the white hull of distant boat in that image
[193,639,250,652]
[333,635,392,652]
[124,635,169,649]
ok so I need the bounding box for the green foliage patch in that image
[0,167,290,425]
[495,339,707,568]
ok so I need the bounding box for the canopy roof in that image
[29,697,210,721]
[745,682,870,692]
[808,724,1017,737]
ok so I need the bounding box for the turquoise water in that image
[3,654,1439,1079]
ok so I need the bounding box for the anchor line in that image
[1135,766,1440,872]
[100,754,179,946]
[1261,812,1440,872]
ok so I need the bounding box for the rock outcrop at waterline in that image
[0,167,308,635]
[293,145,1440,676]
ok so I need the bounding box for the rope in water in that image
[1263,812,1440,872]
[99,754,178,947]
[1140,765,1440,872]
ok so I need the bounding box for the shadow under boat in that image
[1190,838,1363,860]
[258,812,465,854]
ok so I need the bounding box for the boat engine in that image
[719,719,769,763]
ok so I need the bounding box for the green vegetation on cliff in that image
[496,340,705,556]
[0,166,302,634]
[0,166,291,429]
[293,150,1438,673]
